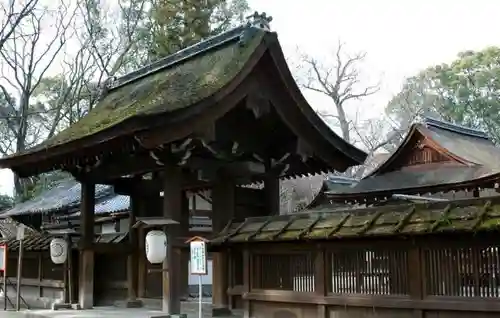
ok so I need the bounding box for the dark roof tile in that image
[2,179,111,217]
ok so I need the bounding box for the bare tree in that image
[349,117,404,178]
[0,0,150,198]
[300,41,380,143]
[0,0,38,53]
[76,0,148,110]
[34,0,149,130]
[0,0,77,196]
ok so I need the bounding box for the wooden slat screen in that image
[424,246,500,298]
[252,253,314,292]
[328,248,409,295]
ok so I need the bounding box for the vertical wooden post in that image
[38,253,42,299]
[137,225,146,298]
[409,240,423,318]
[126,194,142,307]
[242,250,251,318]
[78,182,95,309]
[314,246,327,318]
[62,253,68,302]
[15,238,23,311]
[264,174,280,216]
[212,178,235,316]
[179,192,190,300]
[162,166,183,314]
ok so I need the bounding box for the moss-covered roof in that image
[211,197,500,244]
[26,27,267,151]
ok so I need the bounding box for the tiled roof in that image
[0,232,127,251]
[94,195,129,214]
[327,118,500,199]
[2,179,111,217]
[211,196,500,245]
[67,194,130,217]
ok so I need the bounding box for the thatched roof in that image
[0,23,367,180]
[17,28,265,152]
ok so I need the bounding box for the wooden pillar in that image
[179,192,190,300]
[78,182,95,309]
[409,240,424,318]
[212,178,235,316]
[137,225,147,298]
[314,247,327,318]
[264,174,280,216]
[242,250,251,318]
[38,253,43,299]
[126,194,142,307]
[162,166,183,314]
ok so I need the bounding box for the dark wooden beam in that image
[162,164,183,314]
[126,192,142,308]
[76,150,266,183]
[264,173,280,216]
[179,191,190,299]
[211,176,235,316]
[78,182,95,309]
[113,177,210,196]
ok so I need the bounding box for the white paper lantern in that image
[145,230,167,264]
[50,238,68,264]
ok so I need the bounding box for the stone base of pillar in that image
[212,307,232,316]
[125,299,143,308]
[51,303,81,311]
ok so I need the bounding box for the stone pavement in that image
[0,312,26,318]
[0,301,242,318]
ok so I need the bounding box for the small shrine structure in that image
[327,117,500,205]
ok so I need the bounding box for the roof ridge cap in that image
[105,25,268,94]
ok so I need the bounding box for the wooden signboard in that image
[185,236,208,318]
[186,236,208,275]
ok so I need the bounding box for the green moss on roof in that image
[39,31,266,149]
[211,198,500,245]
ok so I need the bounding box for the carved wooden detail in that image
[391,137,453,170]
[404,146,450,166]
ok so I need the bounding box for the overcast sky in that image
[1,0,499,196]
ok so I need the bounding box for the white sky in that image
[1,0,499,196]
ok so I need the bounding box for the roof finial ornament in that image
[246,11,273,31]
[239,11,272,47]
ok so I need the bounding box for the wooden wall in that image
[226,234,500,318]
[3,251,65,308]
[4,249,129,308]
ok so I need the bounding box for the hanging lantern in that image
[50,238,68,264]
[145,230,167,264]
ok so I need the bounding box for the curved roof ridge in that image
[422,116,490,140]
[109,25,252,92]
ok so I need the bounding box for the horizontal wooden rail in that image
[243,290,500,313]
[1,278,64,288]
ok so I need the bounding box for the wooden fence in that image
[226,234,500,318]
